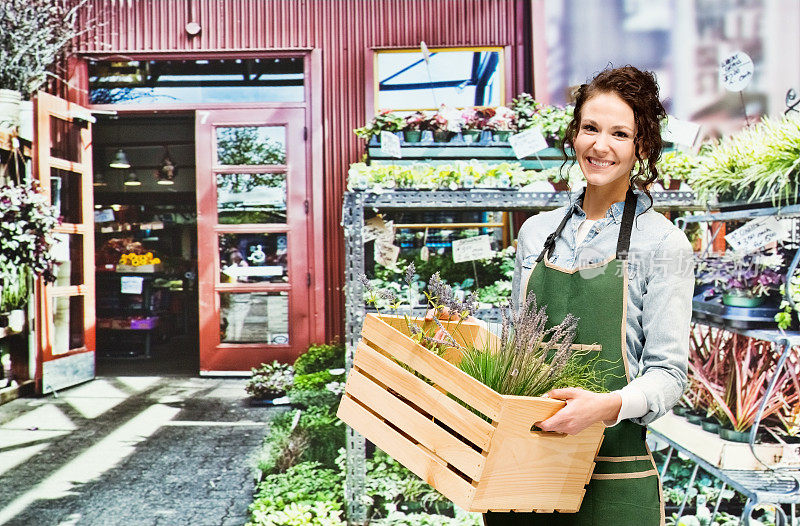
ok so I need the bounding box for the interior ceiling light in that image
[155,146,176,185]
[124,172,141,186]
[93,172,107,187]
[109,149,131,169]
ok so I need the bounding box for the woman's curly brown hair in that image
[560,66,667,206]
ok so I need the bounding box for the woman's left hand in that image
[537,388,622,435]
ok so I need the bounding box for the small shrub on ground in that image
[245,361,294,398]
[294,343,345,375]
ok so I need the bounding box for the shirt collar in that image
[569,188,647,224]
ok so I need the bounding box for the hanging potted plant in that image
[0,0,88,130]
[0,177,60,325]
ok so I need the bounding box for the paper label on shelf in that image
[663,116,701,147]
[375,242,400,268]
[508,127,549,159]
[94,209,115,223]
[719,51,754,92]
[725,216,788,253]
[362,216,392,244]
[380,131,402,158]
[120,276,144,295]
[452,235,493,263]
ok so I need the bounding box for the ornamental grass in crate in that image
[337,266,606,514]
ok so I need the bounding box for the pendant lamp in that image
[124,172,141,186]
[93,172,107,187]
[109,149,131,169]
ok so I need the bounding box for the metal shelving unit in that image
[672,205,800,524]
[342,187,699,523]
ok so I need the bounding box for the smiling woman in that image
[489,66,693,526]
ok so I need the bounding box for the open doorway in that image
[92,113,199,375]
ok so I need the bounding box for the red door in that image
[195,108,311,372]
[33,92,96,393]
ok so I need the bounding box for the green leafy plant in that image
[292,370,344,391]
[0,262,30,312]
[248,501,344,526]
[775,273,800,330]
[245,360,294,399]
[656,150,699,187]
[294,343,345,375]
[354,110,406,141]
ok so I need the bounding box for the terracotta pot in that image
[549,180,570,192]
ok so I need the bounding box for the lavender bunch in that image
[458,293,605,400]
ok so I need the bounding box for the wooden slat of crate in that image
[471,396,604,513]
[353,342,494,451]
[346,368,486,480]
[338,394,477,510]
[362,314,503,422]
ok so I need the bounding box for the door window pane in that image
[51,296,84,355]
[52,233,84,287]
[217,173,287,224]
[50,116,82,163]
[220,292,288,344]
[219,233,287,283]
[216,126,285,165]
[51,168,82,224]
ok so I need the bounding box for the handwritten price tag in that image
[719,51,754,92]
[725,216,788,253]
[508,127,549,159]
[120,276,144,295]
[362,216,388,244]
[452,235,493,263]
[380,131,402,159]
[375,242,400,268]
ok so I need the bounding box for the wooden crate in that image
[650,411,800,471]
[337,313,605,513]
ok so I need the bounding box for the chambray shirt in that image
[511,189,694,425]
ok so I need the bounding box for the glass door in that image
[195,108,311,372]
[33,92,96,393]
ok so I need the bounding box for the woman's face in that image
[573,91,638,195]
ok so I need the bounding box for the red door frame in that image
[196,107,310,371]
[33,92,96,394]
[75,50,326,368]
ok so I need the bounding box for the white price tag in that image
[94,209,115,223]
[222,266,284,278]
[452,235,493,263]
[375,242,400,268]
[508,127,549,159]
[725,216,788,253]
[380,131,402,159]
[663,116,700,147]
[120,276,144,295]
[51,233,70,262]
[719,51,754,92]
[363,216,394,244]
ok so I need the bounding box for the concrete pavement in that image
[0,376,278,526]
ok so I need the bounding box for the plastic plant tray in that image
[692,294,780,330]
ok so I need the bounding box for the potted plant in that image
[459,107,486,143]
[0,0,87,129]
[529,103,574,147]
[354,110,406,144]
[402,111,427,143]
[696,251,784,307]
[486,106,516,142]
[425,105,461,143]
[656,150,698,190]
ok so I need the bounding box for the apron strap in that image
[535,187,638,263]
[616,187,638,260]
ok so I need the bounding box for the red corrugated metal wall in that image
[72,0,532,341]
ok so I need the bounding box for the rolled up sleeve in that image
[628,229,694,425]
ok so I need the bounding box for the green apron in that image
[485,188,664,526]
